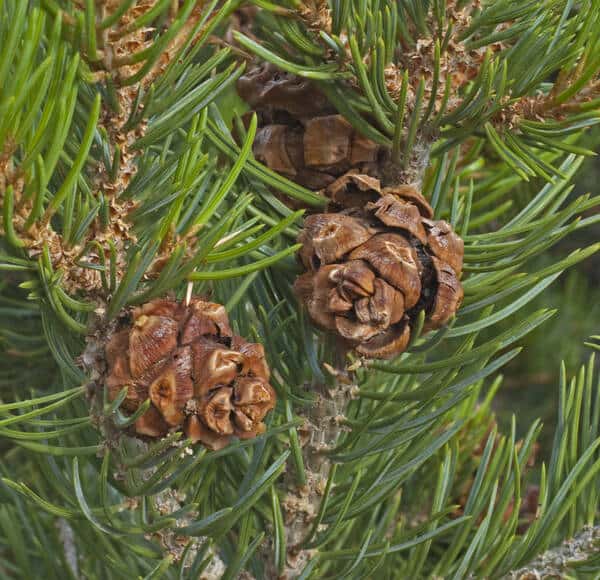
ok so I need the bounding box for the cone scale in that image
[105,298,276,449]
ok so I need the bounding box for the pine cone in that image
[294,179,464,359]
[237,64,381,191]
[105,298,276,450]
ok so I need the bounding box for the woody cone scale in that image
[295,176,464,359]
[105,298,276,450]
[237,63,381,191]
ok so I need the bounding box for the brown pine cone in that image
[237,64,381,191]
[105,298,276,450]
[294,179,464,359]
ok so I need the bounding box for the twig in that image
[281,348,355,578]
[504,525,600,579]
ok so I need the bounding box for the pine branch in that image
[280,352,356,577]
[1,3,599,578]
[1,0,299,341]
[505,525,600,579]
[35,1,232,295]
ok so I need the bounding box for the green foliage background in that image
[0,1,599,578]
[498,136,600,458]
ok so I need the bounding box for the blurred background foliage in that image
[497,127,600,457]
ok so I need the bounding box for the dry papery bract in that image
[83,1,211,291]
[298,0,332,34]
[383,0,495,118]
[105,297,276,450]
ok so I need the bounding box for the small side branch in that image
[505,525,600,579]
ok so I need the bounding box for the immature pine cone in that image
[237,64,381,191]
[105,298,276,450]
[295,176,464,359]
